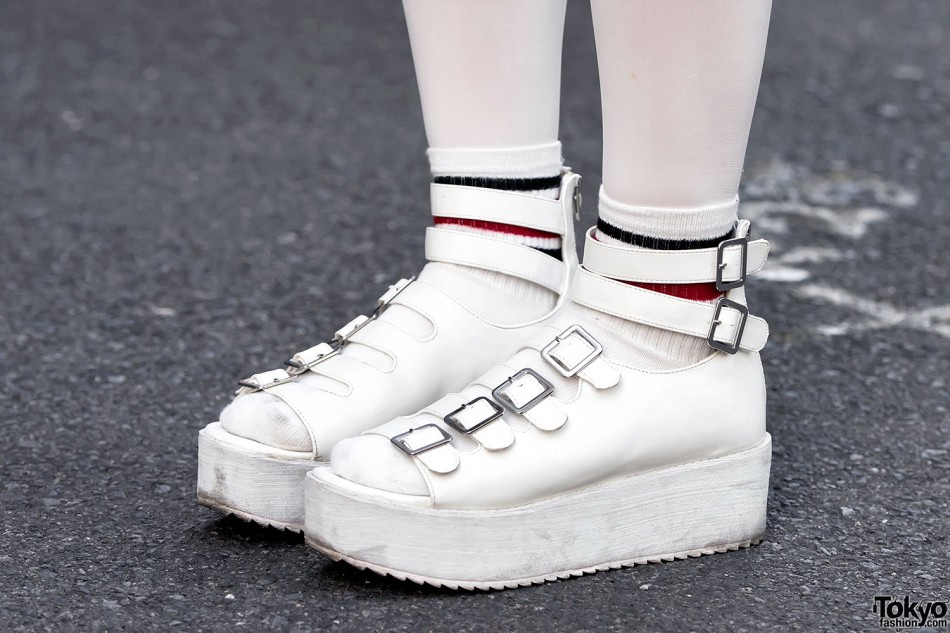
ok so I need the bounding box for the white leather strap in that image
[425,227,566,293]
[581,220,769,285]
[571,267,769,352]
[576,359,621,390]
[479,366,567,432]
[303,354,372,389]
[345,319,416,362]
[522,398,566,431]
[431,183,567,236]
[470,420,516,450]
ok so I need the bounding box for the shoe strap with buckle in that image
[570,268,769,353]
[536,324,620,389]
[581,219,768,290]
[477,366,566,431]
[236,368,295,394]
[433,394,514,451]
[239,277,414,392]
[430,181,569,236]
[425,171,581,296]
[388,423,460,474]
[425,228,567,293]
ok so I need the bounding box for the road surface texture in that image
[1,1,948,631]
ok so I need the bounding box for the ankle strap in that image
[431,182,568,236]
[425,171,581,296]
[570,267,769,353]
[425,227,567,293]
[581,220,769,289]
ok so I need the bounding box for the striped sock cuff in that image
[596,217,735,251]
[433,174,562,193]
[597,186,738,243]
[593,188,740,302]
[428,143,564,258]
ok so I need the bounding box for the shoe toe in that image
[220,392,313,453]
[331,435,429,496]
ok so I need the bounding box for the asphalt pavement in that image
[1,1,948,631]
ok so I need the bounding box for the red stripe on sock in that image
[627,281,723,302]
[434,217,560,240]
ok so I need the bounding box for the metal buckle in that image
[284,341,341,373]
[333,314,372,343]
[540,324,603,377]
[285,278,413,374]
[390,424,452,456]
[716,235,749,291]
[707,298,749,354]
[237,369,294,391]
[373,277,414,316]
[443,397,504,434]
[572,180,583,221]
[492,368,555,414]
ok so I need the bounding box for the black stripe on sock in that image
[433,175,562,192]
[596,218,735,250]
[535,246,563,261]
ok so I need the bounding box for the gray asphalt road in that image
[1,1,948,631]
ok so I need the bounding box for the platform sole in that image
[304,434,771,589]
[197,423,319,532]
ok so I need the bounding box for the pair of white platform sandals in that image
[197,170,773,590]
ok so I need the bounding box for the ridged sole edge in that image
[306,536,763,591]
[197,494,304,533]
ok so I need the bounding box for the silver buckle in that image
[716,235,749,291]
[572,179,582,221]
[283,278,414,373]
[390,424,452,456]
[443,397,504,434]
[373,277,414,317]
[492,368,555,414]
[237,369,295,391]
[284,341,341,373]
[707,298,749,354]
[540,325,603,377]
[333,314,372,343]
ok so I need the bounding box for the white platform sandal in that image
[196,172,582,531]
[304,220,773,588]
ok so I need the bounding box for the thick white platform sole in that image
[304,434,771,590]
[197,422,318,532]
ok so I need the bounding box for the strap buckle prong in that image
[390,424,452,456]
[443,397,504,434]
[492,368,555,414]
[707,297,749,354]
[540,324,603,377]
[716,235,749,291]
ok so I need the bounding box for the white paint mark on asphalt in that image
[740,160,936,338]
[742,202,889,239]
[756,267,811,283]
[796,284,950,340]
